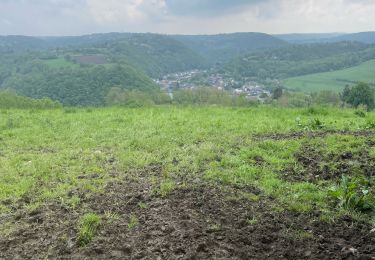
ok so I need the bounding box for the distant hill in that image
[40,33,207,78]
[275,32,375,44]
[329,32,375,44]
[226,41,375,80]
[172,32,288,65]
[274,33,344,44]
[97,33,207,78]
[0,35,47,52]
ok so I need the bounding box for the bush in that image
[0,90,61,109]
[341,83,375,111]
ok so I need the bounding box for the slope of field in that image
[0,107,374,259]
[283,60,375,92]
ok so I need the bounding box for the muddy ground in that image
[1,131,375,259]
[281,133,374,183]
[1,173,374,260]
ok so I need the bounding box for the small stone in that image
[304,251,312,257]
[370,228,375,233]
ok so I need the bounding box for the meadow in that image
[283,60,375,92]
[0,106,374,258]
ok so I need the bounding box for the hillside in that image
[226,41,375,81]
[274,33,344,44]
[283,59,375,92]
[330,32,375,44]
[172,32,288,64]
[0,36,48,52]
[0,52,158,106]
[275,32,375,45]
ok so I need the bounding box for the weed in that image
[77,213,101,246]
[246,217,258,225]
[364,120,375,129]
[104,211,120,223]
[138,202,148,209]
[127,215,139,229]
[207,224,221,232]
[159,179,176,197]
[328,176,374,212]
[354,110,366,118]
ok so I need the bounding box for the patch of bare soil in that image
[254,130,375,141]
[282,141,374,183]
[1,174,374,259]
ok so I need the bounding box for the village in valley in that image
[155,70,272,101]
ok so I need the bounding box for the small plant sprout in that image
[128,215,139,229]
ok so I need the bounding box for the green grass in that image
[77,213,101,246]
[0,106,373,221]
[283,60,375,92]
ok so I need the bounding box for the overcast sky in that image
[0,0,374,36]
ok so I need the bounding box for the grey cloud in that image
[165,0,266,16]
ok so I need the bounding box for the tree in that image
[341,82,375,110]
[272,87,283,99]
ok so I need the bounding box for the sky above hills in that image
[0,0,374,36]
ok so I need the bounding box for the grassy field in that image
[42,58,79,69]
[0,106,374,258]
[283,60,375,92]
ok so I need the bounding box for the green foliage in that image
[159,179,176,197]
[127,215,139,229]
[77,213,101,246]
[2,64,157,106]
[272,87,283,99]
[295,117,325,130]
[341,82,375,110]
[229,42,375,82]
[329,176,374,212]
[312,91,340,106]
[173,32,287,65]
[0,90,61,109]
[173,87,257,107]
[105,87,170,107]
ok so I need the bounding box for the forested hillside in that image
[0,57,157,106]
[227,42,375,80]
[172,32,288,64]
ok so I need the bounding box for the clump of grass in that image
[127,215,139,229]
[159,179,176,197]
[104,211,120,223]
[295,117,325,130]
[364,120,375,129]
[354,110,366,118]
[207,223,221,232]
[138,202,148,209]
[246,217,258,225]
[77,213,101,246]
[64,108,77,114]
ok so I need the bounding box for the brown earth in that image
[282,139,374,183]
[254,130,375,141]
[1,172,374,260]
